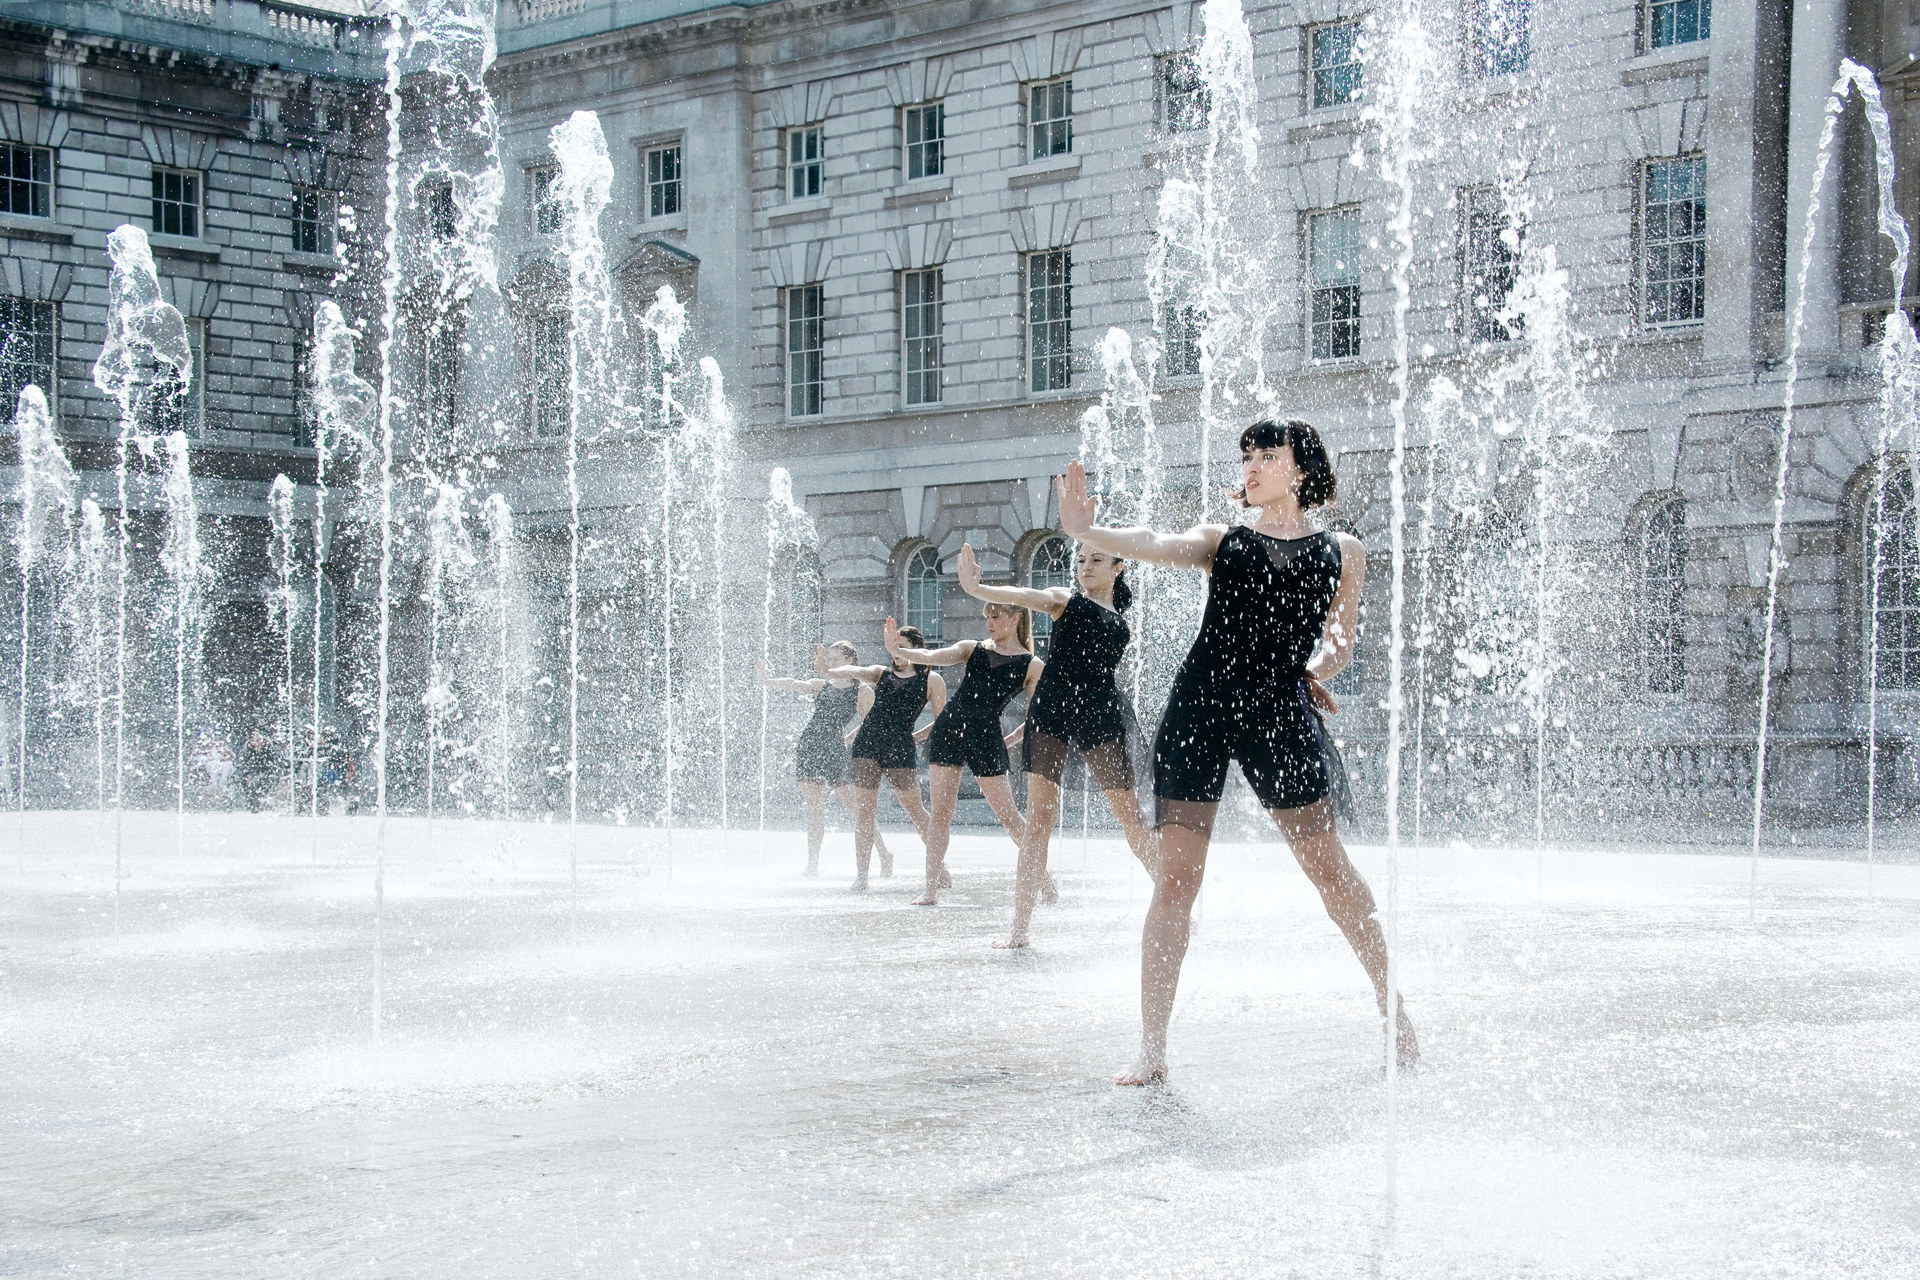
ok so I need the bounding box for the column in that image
[1703,0,1762,363]
[1783,0,1847,360]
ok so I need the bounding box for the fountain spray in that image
[268,475,299,813]
[10,385,76,836]
[89,225,191,928]
[158,431,202,857]
[641,286,688,870]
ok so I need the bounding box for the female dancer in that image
[949,543,1157,947]
[818,630,942,891]
[1058,420,1419,1083]
[756,642,895,878]
[884,595,1042,906]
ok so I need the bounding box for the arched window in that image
[787,549,823,674]
[1026,535,1073,657]
[903,545,945,641]
[1640,497,1687,692]
[1871,468,1920,690]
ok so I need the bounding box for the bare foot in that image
[805,861,820,878]
[850,878,869,892]
[1040,872,1059,905]
[992,935,1030,949]
[937,868,952,889]
[1393,1006,1421,1071]
[880,852,894,877]
[1113,1058,1167,1086]
[911,894,937,906]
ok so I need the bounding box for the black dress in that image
[793,682,859,785]
[1023,594,1136,789]
[1152,526,1343,810]
[927,645,1034,779]
[849,668,929,772]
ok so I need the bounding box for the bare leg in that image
[1271,798,1420,1067]
[916,765,962,905]
[799,781,827,876]
[977,774,1027,847]
[850,785,880,891]
[886,772,930,842]
[1104,788,1159,878]
[832,783,889,876]
[996,773,1059,948]
[1117,807,1213,1086]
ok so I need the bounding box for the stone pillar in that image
[1784,0,1847,360]
[1704,0,1762,363]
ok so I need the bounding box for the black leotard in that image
[1023,594,1135,788]
[849,667,927,773]
[928,644,1033,779]
[793,681,859,785]
[1153,526,1344,810]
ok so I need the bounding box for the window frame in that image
[151,166,203,239]
[1157,51,1209,134]
[1641,154,1707,331]
[1467,0,1531,77]
[1163,301,1205,377]
[1462,185,1522,345]
[645,142,683,219]
[1868,467,1920,693]
[903,102,945,181]
[902,543,946,642]
[290,185,335,256]
[785,283,825,418]
[1308,20,1364,110]
[420,180,458,241]
[901,268,943,407]
[786,125,824,200]
[1647,0,1711,50]
[1025,535,1073,658]
[0,144,54,219]
[1025,249,1073,394]
[1026,77,1074,161]
[0,295,58,419]
[527,163,561,235]
[1307,206,1363,363]
[1639,497,1687,693]
[522,310,569,439]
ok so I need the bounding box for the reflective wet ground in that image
[4,811,1916,1277]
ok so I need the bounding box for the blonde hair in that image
[983,602,1033,651]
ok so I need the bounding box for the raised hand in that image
[957,542,982,594]
[812,644,831,678]
[883,615,903,656]
[1056,458,1096,537]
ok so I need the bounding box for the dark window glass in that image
[905,545,944,641]
[1311,22,1363,108]
[1642,499,1687,692]
[1027,250,1072,392]
[903,269,941,405]
[1651,0,1710,48]
[1029,79,1073,158]
[291,187,332,255]
[1644,156,1706,326]
[787,127,823,200]
[1164,302,1205,376]
[647,145,682,218]
[1161,53,1210,133]
[787,284,824,416]
[1464,186,1522,343]
[0,146,53,218]
[1471,0,1531,76]
[151,168,200,238]
[1309,209,1362,360]
[905,104,944,180]
[1027,537,1072,657]
[0,296,56,413]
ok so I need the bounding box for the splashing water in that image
[424,481,476,842]
[159,430,203,857]
[640,285,689,868]
[481,492,518,837]
[268,474,300,814]
[761,467,817,831]
[89,224,190,913]
[693,356,734,835]
[10,385,75,823]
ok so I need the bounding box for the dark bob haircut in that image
[896,624,931,674]
[1233,418,1337,509]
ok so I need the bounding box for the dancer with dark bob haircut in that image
[1058,419,1418,1084]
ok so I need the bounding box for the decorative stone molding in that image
[45,34,89,108]
[766,240,833,288]
[0,258,72,303]
[0,101,70,149]
[141,124,220,172]
[1142,4,1205,55]
[1621,97,1708,159]
[883,222,951,272]
[250,70,295,142]
[163,276,222,320]
[1008,202,1081,253]
[1007,28,1087,83]
[280,146,346,192]
[617,239,700,307]
[765,79,840,129]
[883,56,954,107]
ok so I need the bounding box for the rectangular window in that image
[294,333,317,448]
[0,145,53,218]
[646,144,682,218]
[528,165,560,235]
[786,283,824,416]
[1308,208,1362,361]
[1310,22,1363,109]
[1028,78,1073,159]
[424,183,457,240]
[1463,186,1521,343]
[1164,302,1205,377]
[1644,155,1706,327]
[787,126,823,200]
[418,313,463,453]
[1159,53,1209,133]
[524,312,568,437]
[151,167,201,238]
[290,187,333,255]
[1650,0,1710,48]
[904,103,945,181]
[0,296,56,413]
[1026,250,1072,393]
[1470,0,1530,76]
[902,268,942,406]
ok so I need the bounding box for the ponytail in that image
[1112,565,1133,612]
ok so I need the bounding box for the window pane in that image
[1161,53,1210,132]
[1027,537,1073,656]
[1309,209,1362,360]
[903,269,942,405]
[1644,157,1706,326]
[1642,500,1687,691]
[1027,250,1072,392]
[905,104,944,180]
[1164,302,1205,376]
[0,146,52,218]
[1311,23,1363,108]
[1472,0,1530,76]
[906,546,945,641]
[1651,0,1710,47]
[787,284,824,417]
[1030,79,1073,158]
[0,296,56,413]
[1465,187,1521,343]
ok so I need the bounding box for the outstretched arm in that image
[757,658,826,696]
[1057,459,1223,572]
[884,615,974,667]
[844,682,876,746]
[1304,532,1366,714]
[956,543,1071,618]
